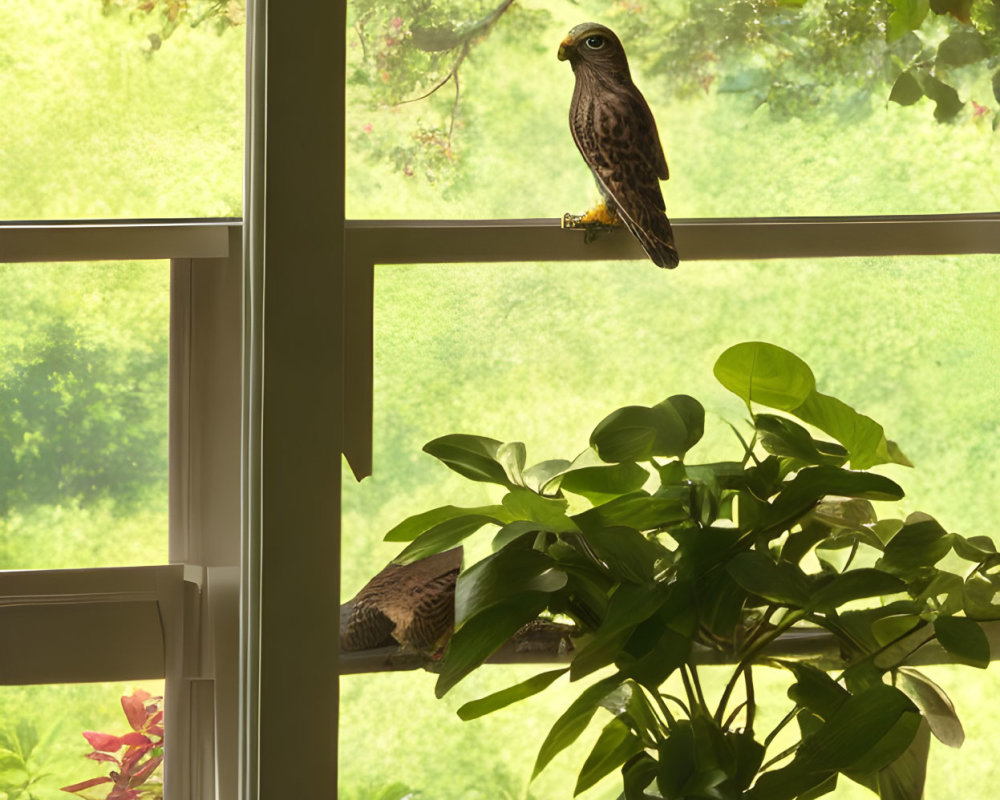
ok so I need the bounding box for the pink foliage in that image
[61,690,164,800]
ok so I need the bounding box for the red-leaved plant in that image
[61,689,164,800]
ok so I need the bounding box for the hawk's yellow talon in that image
[580,204,620,226]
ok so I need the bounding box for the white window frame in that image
[0,221,243,800]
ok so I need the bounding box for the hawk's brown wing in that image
[340,547,462,652]
[570,80,678,268]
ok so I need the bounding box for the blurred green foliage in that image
[0,262,169,569]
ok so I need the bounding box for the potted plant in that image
[380,341,998,799]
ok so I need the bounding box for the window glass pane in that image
[341,254,999,796]
[0,262,168,569]
[0,2,244,220]
[340,666,1000,799]
[345,3,998,219]
[0,681,164,799]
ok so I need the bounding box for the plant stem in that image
[763,706,798,749]
[842,539,859,572]
[715,663,747,725]
[687,664,708,710]
[652,691,680,728]
[680,665,698,712]
[716,609,805,724]
[760,740,801,772]
[723,700,748,730]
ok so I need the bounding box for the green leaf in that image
[501,488,578,532]
[580,526,659,583]
[373,783,420,800]
[994,69,1000,105]
[873,623,936,670]
[871,613,923,647]
[600,681,662,741]
[590,395,705,462]
[933,616,990,668]
[571,583,669,679]
[755,414,847,467]
[436,599,551,697]
[798,684,917,768]
[889,70,924,105]
[752,686,918,799]
[874,718,931,800]
[936,30,987,66]
[622,752,658,799]
[730,730,766,791]
[454,547,566,628]
[726,550,810,607]
[748,762,833,800]
[457,667,569,720]
[808,569,906,612]
[523,458,573,493]
[714,341,815,411]
[497,440,527,486]
[951,533,998,563]
[783,662,850,719]
[491,520,543,551]
[655,722,696,799]
[533,674,625,779]
[423,434,514,487]
[573,492,688,532]
[876,515,953,575]
[887,0,929,42]
[896,667,964,747]
[763,466,903,536]
[963,574,1000,620]
[589,407,661,463]
[792,391,909,470]
[920,72,965,121]
[574,718,644,795]
[842,709,922,776]
[392,513,508,564]
[384,504,510,542]
[559,462,651,504]
[0,749,29,791]
[618,601,694,689]
[656,394,705,454]
[930,0,973,21]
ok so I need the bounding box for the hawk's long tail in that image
[629,213,680,269]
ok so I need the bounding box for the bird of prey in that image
[340,547,462,654]
[558,22,680,269]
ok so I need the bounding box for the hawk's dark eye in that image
[584,35,606,50]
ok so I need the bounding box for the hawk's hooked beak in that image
[557,36,573,61]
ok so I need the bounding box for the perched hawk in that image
[558,23,680,269]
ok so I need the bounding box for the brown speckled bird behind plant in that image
[340,547,462,654]
[558,22,679,269]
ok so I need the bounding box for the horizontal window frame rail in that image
[0,218,239,262]
[345,212,1000,264]
[2,212,998,265]
[339,619,1000,675]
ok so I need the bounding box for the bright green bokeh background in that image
[0,3,243,220]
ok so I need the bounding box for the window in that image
[0,223,243,799]
[334,3,1000,798]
